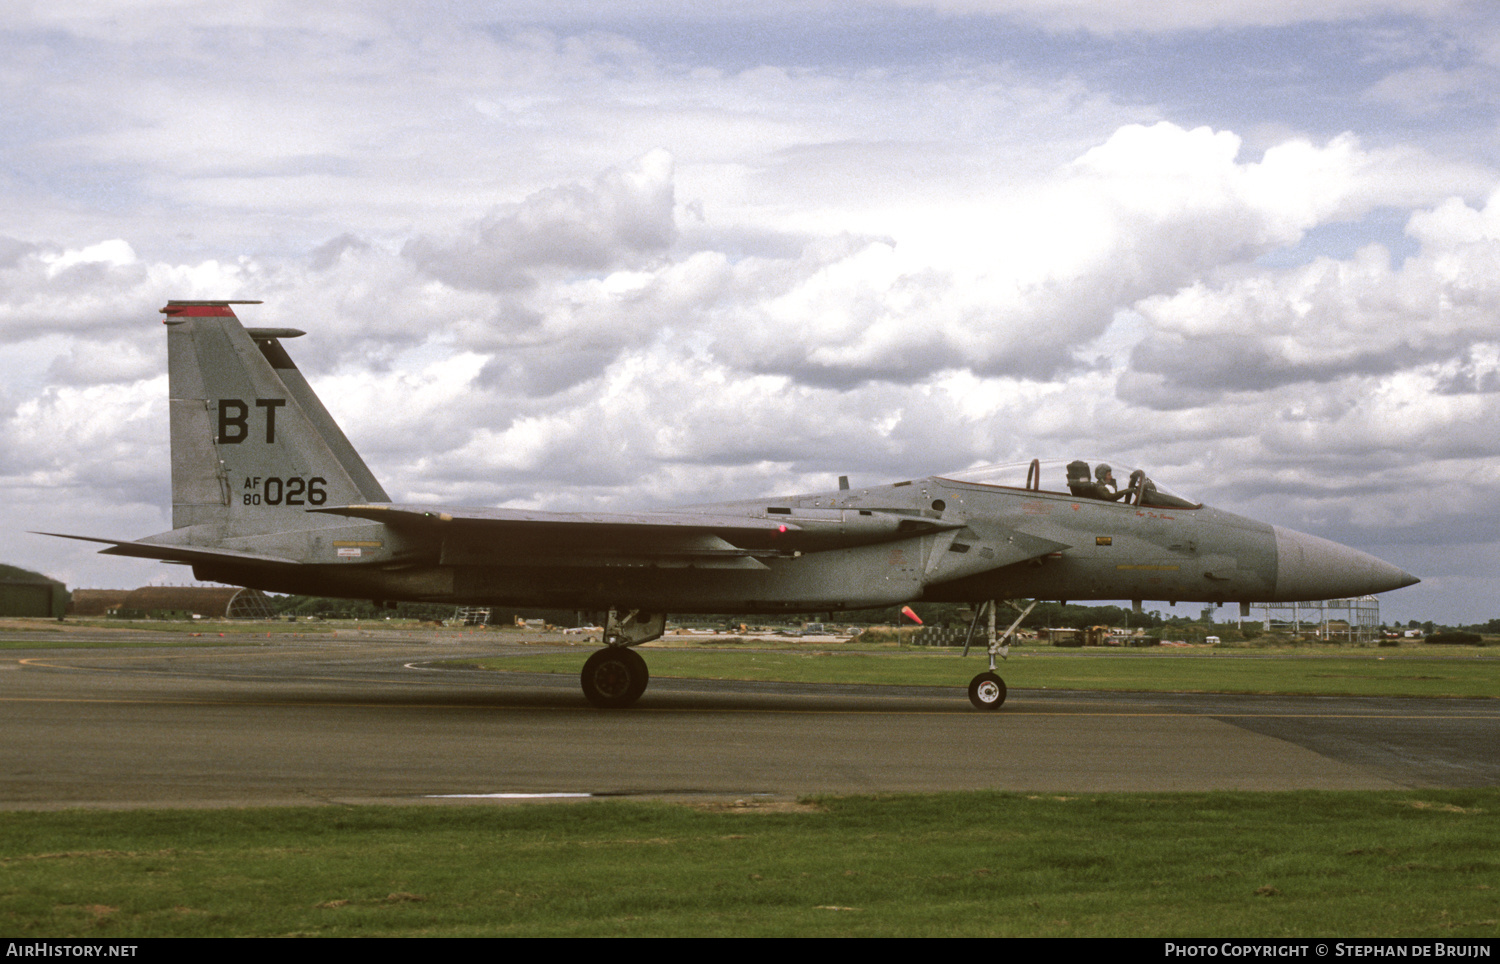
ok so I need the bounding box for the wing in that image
[311,503,965,570]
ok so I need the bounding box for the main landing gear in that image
[962,599,1037,711]
[580,647,649,709]
[579,609,665,709]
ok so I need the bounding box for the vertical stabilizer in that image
[162,301,387,536]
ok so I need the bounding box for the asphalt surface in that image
[2,631,1497,809]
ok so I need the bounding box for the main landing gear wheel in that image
[581,647,649,709]
[968,672,1007,710]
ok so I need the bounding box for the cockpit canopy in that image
[940,458,1199,509]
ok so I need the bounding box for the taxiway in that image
[1,634,1495,809]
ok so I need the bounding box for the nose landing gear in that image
[962,599,1036,711]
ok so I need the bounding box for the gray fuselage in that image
[189,472,1413,613]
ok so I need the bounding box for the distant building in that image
[67,589,132,618]
[67,586,276,620]
[0,564,68,618]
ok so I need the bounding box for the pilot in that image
[1067,462,1130,501]
[1093,464,1130,502]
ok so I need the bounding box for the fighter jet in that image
[45,301,1419,710]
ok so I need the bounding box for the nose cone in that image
[1273,526,1419,600]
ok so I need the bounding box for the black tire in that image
[581,648,648,708]
[619,647,649,703]
[968,672,1006,710]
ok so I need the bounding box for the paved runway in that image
[2,634,1496,809]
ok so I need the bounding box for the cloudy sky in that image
[6,0,1499,624]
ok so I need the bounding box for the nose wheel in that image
[962,598,1033,711]
[581,647,650,709]
[968,672,1007,710]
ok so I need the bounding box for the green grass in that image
[0,638,274,650]
[0,629,301,650]
[469,647,1500,699]
[1,619,328,634]
[0,792,1494,937]
[0,619,333,650]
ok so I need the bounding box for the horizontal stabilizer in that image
[34,532,301,568]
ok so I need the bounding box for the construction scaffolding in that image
[451,607,491,627]
[1251,596,1381,644]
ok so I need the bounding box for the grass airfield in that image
[2,620,1496,937]
[2,791,1495,937]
